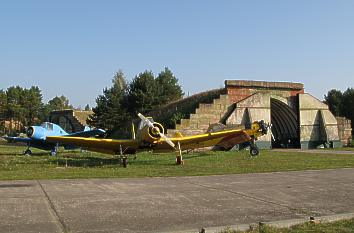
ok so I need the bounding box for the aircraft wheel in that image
[176,155,183,165]
[250,147,259,156]
[24,149,32,156]
[122,157,128,168]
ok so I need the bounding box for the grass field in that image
[1,144,354,180]
[221,218,354,233]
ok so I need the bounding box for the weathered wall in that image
[50,110,92,133]
[224,81,304,149]
[225,80,304,105]
[298,94,341,149]
[226,93,272,148]
[149,88,226,129]
[167,94,232,136]
[337,117,352,146]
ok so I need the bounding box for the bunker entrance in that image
[270,98,300,148]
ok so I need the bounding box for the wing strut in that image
[119,145,128,168]
[176,141,184,165]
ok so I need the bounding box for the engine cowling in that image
[26,126,46,140]
[140,122,165,143]
[26,127,35,138]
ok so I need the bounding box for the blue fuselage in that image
[25,122,76,150]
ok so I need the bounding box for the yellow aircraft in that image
[46,113,269,167]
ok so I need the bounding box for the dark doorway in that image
[270,98,300,148]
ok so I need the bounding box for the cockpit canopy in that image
[40,122,54,131]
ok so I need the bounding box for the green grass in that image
[221,218,354,233]
[340,147,354,151]
[1,144,354,180]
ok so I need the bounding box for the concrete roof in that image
[225,80,304,90]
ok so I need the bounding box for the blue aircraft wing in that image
[3,136,32,143]
[67,129,106,137]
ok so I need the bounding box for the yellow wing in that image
[46,136,139,154]
[47,128,252,154]
[154,129,251,152]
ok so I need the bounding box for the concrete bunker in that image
[152,80,351,149]
[49,109,92,133]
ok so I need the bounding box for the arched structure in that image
[270,98,299,148]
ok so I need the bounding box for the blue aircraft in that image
[3,122,105,156]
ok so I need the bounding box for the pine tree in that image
[88,68,184,135]
[87,94,108,129]
[6,86,23,131]
[324,89,343,116]
[0,90,7,133]
[88,71,129,131]
[126,70,158,114]
[155,67,183,105]
[47,95,73,111]
[38,95,73,122]
[25,86,43,125]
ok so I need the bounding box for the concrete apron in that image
[162,213,354,233]
[1,168,354,233]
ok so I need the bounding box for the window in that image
[47,123,53,131]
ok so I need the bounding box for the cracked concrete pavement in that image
[1,168,354,232]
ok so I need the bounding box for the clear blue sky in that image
[1,0,353,107]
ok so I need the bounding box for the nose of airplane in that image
[26,127,35,138]
[259,120,268,134]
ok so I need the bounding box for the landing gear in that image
[250,146,259,156]
[24,149,32,156]
[249,140,259,157]
[24,143,32,156]
[122,157,128,168]
[50,149,57,156]
[119,145,128,168]
[50,143,58,156]
[176,142,184,165]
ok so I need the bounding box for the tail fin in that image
[173,131,184,138]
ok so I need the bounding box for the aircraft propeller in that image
[137,113,176,148]
[268,123,275,141]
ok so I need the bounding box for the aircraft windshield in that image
[41,122,54,131]
[138,117,154,130]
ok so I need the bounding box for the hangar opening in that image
[270,98,300,148]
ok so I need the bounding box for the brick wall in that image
[225,80,304,104]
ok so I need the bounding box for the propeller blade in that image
[159,132,175,148]
[137,113,154,128]
[268,123,275,141]
[138,113,176,148]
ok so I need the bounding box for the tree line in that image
[0,86,75,134]
[0,67,183,136]
[1,69,352,137]
[87,67,183,136]
[325,88,354,132]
